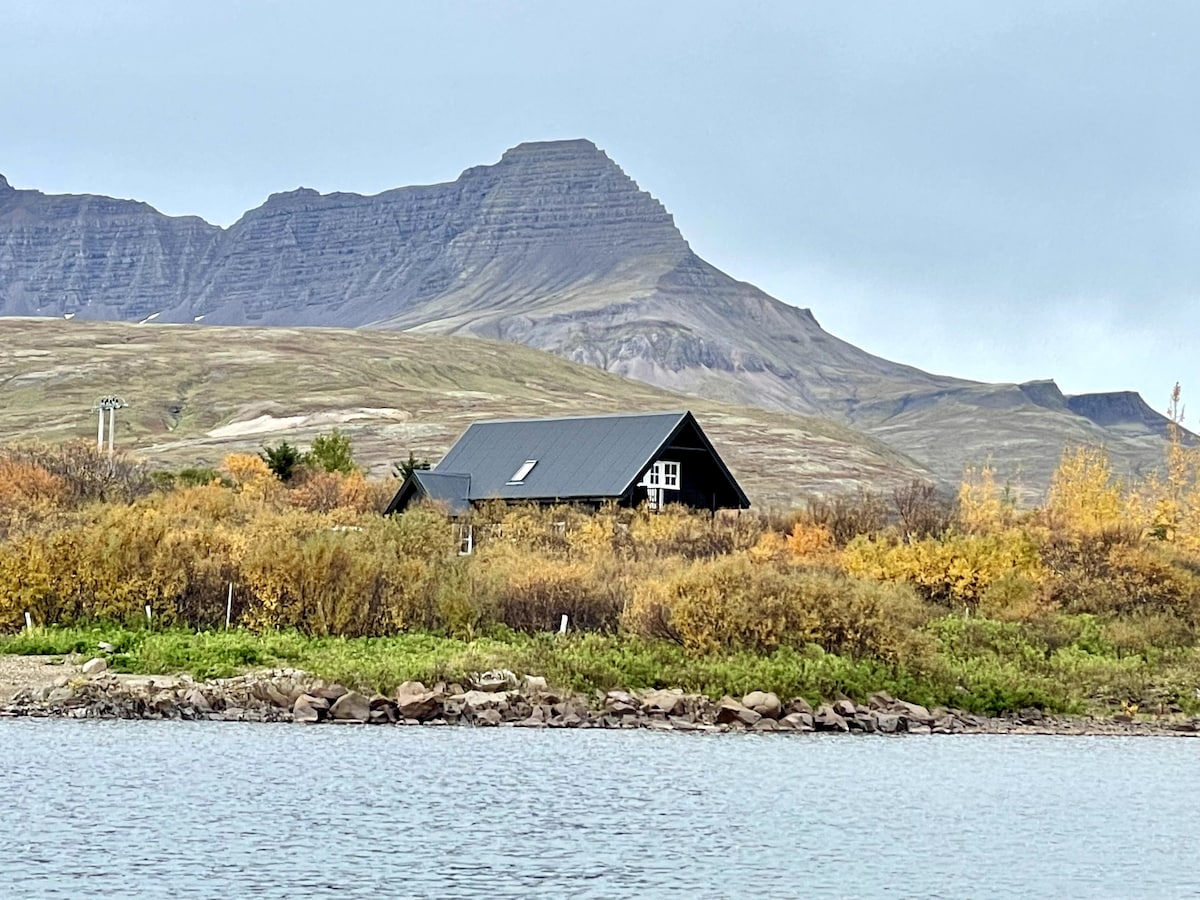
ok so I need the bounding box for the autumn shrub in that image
[976,572,1047,622]
[0,441,151,505]
[804,490,889,546]
[1101,612,1196,657]
[150,466,225,491]
[842,529,1043,610]
[220,452,283,503]
[0,459,69,539]
[236,507,457,636]
[478,503,598,556]
[625,555,931,664]
[1042,537,1200,621]
[626,504,763,559]
[0,501,226,629]
[1043,446,1129,534]
[784,521,837,563]
[469,543,627,634]
[956,464,1018,533]
[892,479,955,539]
[287,469,379,514]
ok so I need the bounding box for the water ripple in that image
[1,721,1196,898]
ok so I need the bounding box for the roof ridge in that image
[465,410,689,426]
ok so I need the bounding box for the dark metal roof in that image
[436,411,692,501]
[410,471,471,516]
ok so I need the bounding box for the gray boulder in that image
[46,685,76,704]
[832,699,857,718]
[184,688,212,712]
[81,657,108,676]
[813,705,849,732]
[895,700,934,725]
[742,691,782,719]
[785,696,814,716]
[874,713,903,734]
[314,684,348,702]
[462,690,509,714]
[641,688,686,716]
[781,711,815,731]
[716,697,761,727]
[293,694,327,724]
[868,690,896,710]
[473,670,518,693]
[474,708,503,727]
[396,682,443,720]
[330,691,371,723]
[396,691,441,721]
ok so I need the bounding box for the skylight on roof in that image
[507,459,538,484]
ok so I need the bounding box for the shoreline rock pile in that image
[3,663,1198,737]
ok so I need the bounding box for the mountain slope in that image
[0,145,1179,494]
[0,318,929,508]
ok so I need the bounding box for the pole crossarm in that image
[91,396,128,456]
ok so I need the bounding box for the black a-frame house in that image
[386,410,749,515]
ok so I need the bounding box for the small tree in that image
[392,451,431,481]
[305,429,356,475]
[260,440,301,482]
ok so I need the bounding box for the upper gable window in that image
[507,459,538,485]
[642,460,680,491]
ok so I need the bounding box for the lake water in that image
[1,720,1196,899]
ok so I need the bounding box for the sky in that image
[3,1,1197,412]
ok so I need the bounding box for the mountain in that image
[0,144,1179,494]
[0,318,929,509]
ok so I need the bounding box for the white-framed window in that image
[639,460,681,512]
[455,523,474,555]
[642,460,681,491]
[507,459,538,485]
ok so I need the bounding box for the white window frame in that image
[639,460,681,512]
[507,459,538,485]
[455,523,474,556]
[642,460,680,491]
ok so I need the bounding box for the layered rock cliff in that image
[0,141,1180,492]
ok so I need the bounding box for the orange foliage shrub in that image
[220,453,281,503]
[786,521,835,563]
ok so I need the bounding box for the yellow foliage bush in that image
[1044,446,1128,535]
[220,453,281,503]
[842,530,1044,609]
[785,521,836,563]
[235,507,457,636]
[1033,522,1200,624]
[625,555,931,663]
[471,542,627,634]
[956,464,1015,533]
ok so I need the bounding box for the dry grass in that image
[0,318,928,506]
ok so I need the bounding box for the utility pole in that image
[93,396,127,457]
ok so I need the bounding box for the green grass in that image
[7,618,1197,715]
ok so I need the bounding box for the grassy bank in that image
[4,619,1198,716]
[5,435,1200,718]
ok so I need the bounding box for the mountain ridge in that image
[0,140,1180,493]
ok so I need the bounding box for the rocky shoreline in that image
[3,659,1199,737]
